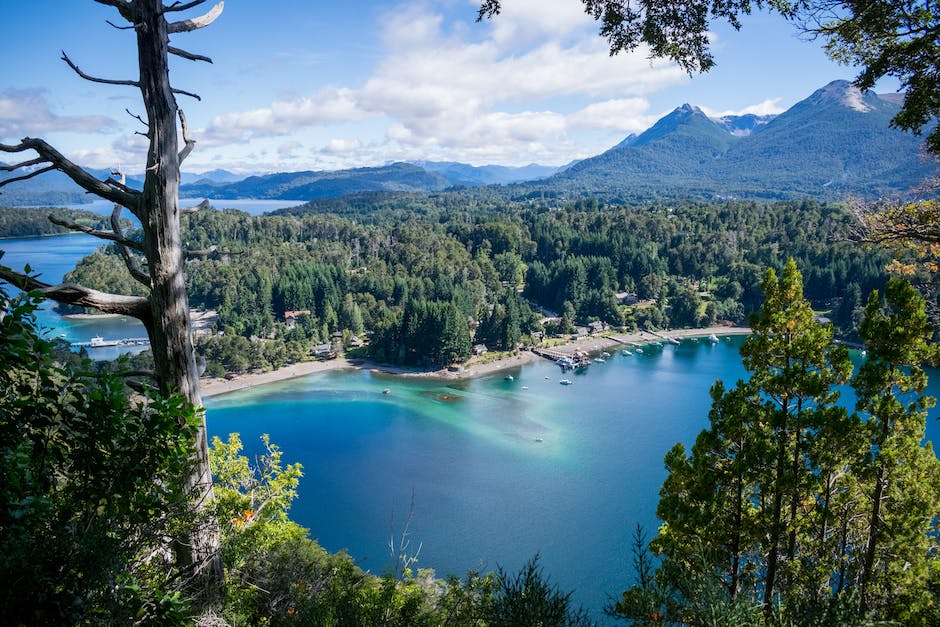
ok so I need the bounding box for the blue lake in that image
[4,233,940,619]
[204,341,940,618]
[0,234,149,360]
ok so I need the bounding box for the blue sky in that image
[0,0,892,174]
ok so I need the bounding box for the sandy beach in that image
[200,326,750,399]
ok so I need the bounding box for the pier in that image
[531,346,591,368]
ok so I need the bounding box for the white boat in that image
[707,334,719,343]
[622,350,633,356]
[668,337,680,345]
[635,348,644,354]
[559,379,573,385]
[556,356,577,368]
[594,357,606,363]
[504,375,514,381]
[89,336,122,347]
[602,351,611,357]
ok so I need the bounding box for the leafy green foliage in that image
[60,198,892,375]
[0,286,202,624]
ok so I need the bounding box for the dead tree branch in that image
[0,165,57,186]
[106,19,136,30]
[111,219,151,286]
[167,1,223,33]
[178,109,196,164]
[61,51,140,88]
[109,171,152,287]
[46,214,143,251]
[126,108,149,128]
[0,266,150,320]
[172,87,201,101]
[184,245,218,260]
[0,157,45,171]
[0,138,141,214]
[164,0,208,13]
[168,46,213,63]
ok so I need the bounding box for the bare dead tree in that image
[0,0,225,591]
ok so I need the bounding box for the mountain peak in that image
[630,102,726,148]
[811,79,873,112]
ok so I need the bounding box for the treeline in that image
[61,196,892,374]
[0,206,118,238]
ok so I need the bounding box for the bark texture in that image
[1,0,225,590]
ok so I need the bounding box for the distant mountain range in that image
[178,162,453,200]
[537,80,934,201]
[1,80,934,206]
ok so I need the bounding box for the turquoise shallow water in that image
[205,342,940,617]
[2,234,151,359]
[6,235,940,618]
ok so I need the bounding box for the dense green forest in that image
[0,206,120,239]
[3,256,937,624]
[49,196,892,376]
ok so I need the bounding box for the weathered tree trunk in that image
[1,0,225,592]
[135,0,222,587]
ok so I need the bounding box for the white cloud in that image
[700,98,785,118]
[277,141,304,159]
[0,88,116,139]
[70,133,149,170]
[195,1,685,167]
[199,87,368,146]
[321,138,363,154]
[568,98,653,131]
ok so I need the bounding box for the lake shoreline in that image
[200,325,750,399]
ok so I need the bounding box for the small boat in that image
[601,351,611,358]
[668,337,680,345]
[707,334,719,343]
[504,375,514,381]
[594,357,606,363]
[622,350,633,356]
[522,385,529,390]
[383,388,391,395]
[559,379,573,385]
[88,336,122,347]
[635,348,644,354]
[534,437,543,442]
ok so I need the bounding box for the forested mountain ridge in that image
[3,82,933,208]
[179,162,453,200]
[536,80,934,201]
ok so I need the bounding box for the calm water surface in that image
[204,342,940,617]
[1,234,148,360]
[6,234,940,618]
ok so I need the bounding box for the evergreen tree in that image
[613,261,940,624]
[852,279,940,620]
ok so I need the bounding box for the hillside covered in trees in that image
[52,195,891,377]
